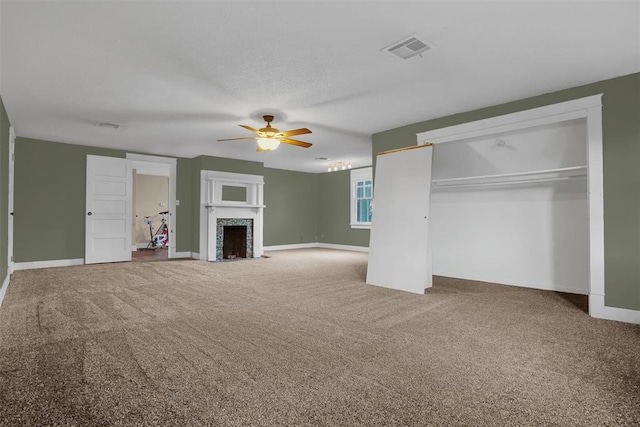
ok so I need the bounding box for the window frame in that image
[350,167,373,229]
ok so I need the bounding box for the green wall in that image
[12,138,195,261]
[0,97,10,282]
[372,72,640,311]
[13,138,125,262]
[263,168,318,246]
[11,141,320,261]
[188,155,319,251]
[221,186,247,202]
[318,169,369,247]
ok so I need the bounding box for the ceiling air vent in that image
[382,35,432,60]
[96,121,120,129]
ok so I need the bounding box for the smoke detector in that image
[382,34,433,60]
[95,121,121,129]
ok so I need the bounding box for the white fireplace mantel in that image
[199,170,264,261]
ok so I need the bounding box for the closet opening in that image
[430,118,589,296]
[416,94,604,318]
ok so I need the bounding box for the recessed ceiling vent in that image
[382,35,432,60]
[96,121,120,129]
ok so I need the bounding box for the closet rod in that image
[433,175,586,189]
[431,165,587,184]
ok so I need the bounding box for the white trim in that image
[7,127,15,274]
[205,170,264,185]
[127,153,178,259]
[585,105,605,300]
[191,252,200,259]
[415,94,626,322]
[14,258,85,271]
[174,251,192,258]
[263,243,319,251]
[263,242,370,253]
[349,223,371,229]
[0,273,10,307]
[318,243,369,253]
[589,294,640,325]
[417,94,602,145]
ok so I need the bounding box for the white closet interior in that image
[428,118,589,295]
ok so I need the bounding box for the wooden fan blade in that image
[217,137,256,142]
[239,124,259,134]
[280,137,312,148]
[280,128,312,137]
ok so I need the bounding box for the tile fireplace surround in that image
[216,218,254,261]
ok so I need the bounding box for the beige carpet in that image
[0,248,638,426]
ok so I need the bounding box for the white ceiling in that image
[1,0,638,173]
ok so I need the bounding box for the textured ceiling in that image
[1,0,639,173]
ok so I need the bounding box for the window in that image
[350,167,373,229]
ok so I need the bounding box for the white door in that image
[366,144,434,294]
[85,155,132,264]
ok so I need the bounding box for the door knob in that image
[87,212,92,216]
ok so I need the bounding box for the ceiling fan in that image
[217,115,312,151]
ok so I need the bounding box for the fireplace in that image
[216,218,253,261]
[201,170,264,261]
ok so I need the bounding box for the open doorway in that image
[127,153,178,261]
[132,171,169,262]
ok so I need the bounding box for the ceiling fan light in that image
[257,137,280,150]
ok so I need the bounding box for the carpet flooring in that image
[0,248,638,426]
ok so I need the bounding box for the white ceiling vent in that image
[96,121,120,129]
[382,35,432,60]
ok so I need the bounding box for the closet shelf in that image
[432,165,587,189]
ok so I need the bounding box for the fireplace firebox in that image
[216,218,253,261]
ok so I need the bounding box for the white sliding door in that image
[85,155,132,264]
[366,144,433,294]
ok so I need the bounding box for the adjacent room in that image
[0,1,639,425]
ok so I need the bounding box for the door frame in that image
[7,127,15,274]
[126,153,177,259]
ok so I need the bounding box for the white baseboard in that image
[589,294,640,325]
[174,251,192,259]
[317,243,369,253]
[191,252,201,260]
[263,242,370,253]
[14,258,85,271]
[0,273,10,307]
[263,243,319,251]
